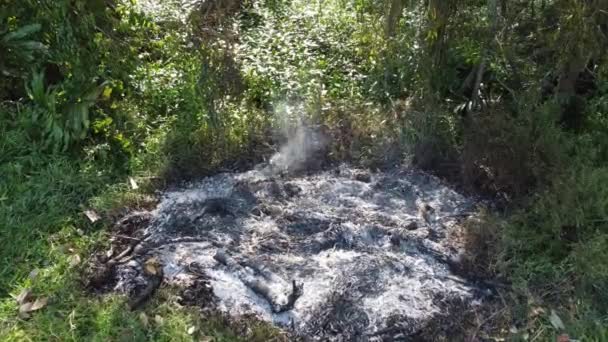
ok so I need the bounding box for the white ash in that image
[113,164,483,339]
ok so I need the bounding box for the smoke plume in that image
[266,102,327,174]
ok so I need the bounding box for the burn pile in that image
[95,164,485,340]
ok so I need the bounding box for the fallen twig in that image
[110,245,135,265]
[214,249,302,313]
[111,234,144,242]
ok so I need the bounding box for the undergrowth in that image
[1,0,608,341]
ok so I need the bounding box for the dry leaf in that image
[15,289,32,305]
[17,296,47,318]
[28,269,39,280]
[199,336,214,342]
[550,310,565,330]
[129,177,139,190]
[138,312,149,327]
[154,314,164,326]
[68,310,77,330]
[557,334,570,342]
[530,306,545,317]
[144,264,157,275]
[144,257,160,275]
[187,325,198,335]
[68,254,81,267]
[105,247,115,259]
[18,302,33,318]
[84,209,100,223]
[30,297,48,311]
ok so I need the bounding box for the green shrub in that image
[503,165,608,305]
[0,0,160,154]
[24,71,107,151]
[0,23,46,89]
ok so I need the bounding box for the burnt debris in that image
[99,165,483,340]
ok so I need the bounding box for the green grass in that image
[0,113,285,341]
[1,0,608,340]
[0,1,283,338]
[0,2,385,338]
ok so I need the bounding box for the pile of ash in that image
[95,164,486,340]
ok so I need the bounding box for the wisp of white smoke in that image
[266,102,327,174]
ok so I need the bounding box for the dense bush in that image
[365,0,608,336]
[0,0,157,153]
[1,0,607,340]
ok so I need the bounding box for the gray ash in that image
[108,165,484,340]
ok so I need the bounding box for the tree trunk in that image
[424,0,454,94]
[385,0,405,38]
[469,0,496,109]
[555,54,589,129]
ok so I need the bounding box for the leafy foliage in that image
[1,0,608,340]
[24,72,108,151]
[0,24,46,79]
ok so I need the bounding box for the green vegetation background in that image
[1,0,607,340]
